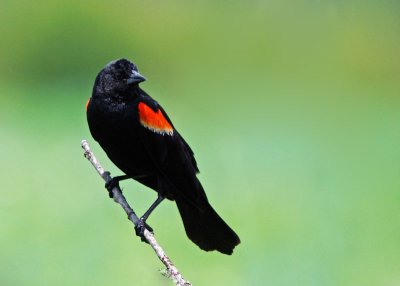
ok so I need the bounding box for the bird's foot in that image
[104,172,122,198]
[135,218,153,244]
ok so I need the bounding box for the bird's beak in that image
[127,70,146,85]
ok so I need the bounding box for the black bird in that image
[86,59,240,255]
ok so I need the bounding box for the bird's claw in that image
[104,172,121,198]
[135,218,153,244]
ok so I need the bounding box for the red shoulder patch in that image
[138,102,174,136]
[86,98,90,111]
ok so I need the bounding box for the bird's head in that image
[93,58,146,97]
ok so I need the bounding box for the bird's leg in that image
[141,194,165,222]
[104,173,130,198]
[135,194,165,242]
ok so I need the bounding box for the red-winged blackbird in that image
[86,59,240,255]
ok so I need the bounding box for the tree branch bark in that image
[81,139,192,286]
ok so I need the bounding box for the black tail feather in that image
[175,197,240,255]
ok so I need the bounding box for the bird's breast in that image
[87,99,154,177]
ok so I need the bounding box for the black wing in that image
[135,97,206,207]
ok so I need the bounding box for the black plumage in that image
[86,59,240,255]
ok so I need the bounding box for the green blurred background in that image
[1,1,400,285]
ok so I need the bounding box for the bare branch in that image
[81,139,192,286]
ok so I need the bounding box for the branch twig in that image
[81,139,192,286]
